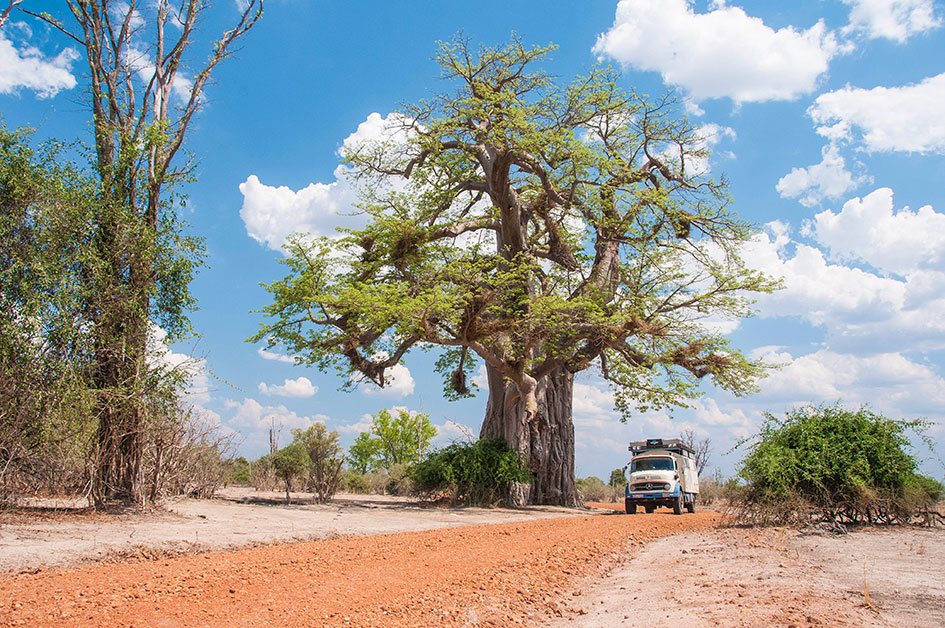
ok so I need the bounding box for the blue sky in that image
[3,0,944,480]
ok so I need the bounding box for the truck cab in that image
[624,438,699,515]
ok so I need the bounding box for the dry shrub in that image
[365,470,391,494]
[249,459,278,492]
[341,470,369,493]
[576,476,616,503]
[143,405,236,501]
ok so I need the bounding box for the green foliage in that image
[908,474,943,502]
[270,442,308,503]
[736,403,934,524]
[347,432,381,474]
[410,438,532,506]
[0,121,209,505]
[351,408,437,471]
[228,457,251,485]
[251,35,777,427]
[608,468,627,488]
[291,423,345,503]
[0,126,99,498]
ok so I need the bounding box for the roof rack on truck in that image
[627,438,695,457]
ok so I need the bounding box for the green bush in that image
[736,403,933,524]
[907,474,944,502]
[341,469,369,493]
[410,438,532,506]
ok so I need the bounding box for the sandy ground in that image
[0,504,717,627]
[0,487,588,573]
[1,489,943,627]
[548,519,945,628]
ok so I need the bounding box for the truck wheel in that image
[686,496,696,513]
[644,505,654,514]
[625,499,636,514]
[673,492,684,515]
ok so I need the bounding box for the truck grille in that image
[631,482,670,492]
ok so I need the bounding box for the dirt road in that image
[0,489,591,573]
[2,493,942,627]
[0,509,718,627]
[547,524,945,628]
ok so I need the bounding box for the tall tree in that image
[352,408,437,470]
[26,0,263,505]
[0,126,97,498]
[254,37,776,506]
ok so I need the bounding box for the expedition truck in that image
[623,438,699,515]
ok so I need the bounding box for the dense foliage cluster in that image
[736,404,941,524]
[0,127,223,504]
[410,438,532,506]
[347,409,437,473]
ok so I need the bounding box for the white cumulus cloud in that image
[358,362,415,398]
[809,187,945,275]
[239,112,411,251]
[776,143,870,207]
[238,171,358,251]
[752,348,945,415]
[0,28,77,98]
[745,224,904,328]
[257,346,295,364]
[809,72,945,153]
[258,376,318,398]
[744,217,945,352]
[593,0,841,103]
[842,0,941,42]
[225,397,328,432]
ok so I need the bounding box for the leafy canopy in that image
[348,408,437,471]
[253,36,777,417]
[410,438,532,506]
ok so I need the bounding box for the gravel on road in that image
[0,509,719,627]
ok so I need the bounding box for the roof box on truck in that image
[628,438,695,458]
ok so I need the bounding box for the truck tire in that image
[625,499,636,514]
[686,496,696,513]
[673,492,684,515]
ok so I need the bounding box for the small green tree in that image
[736,403,934,524]
[609,468,628,488]
[291,423,345,503]
[347,432,381,474]
[353,409,437,470]
[270,442,308,504]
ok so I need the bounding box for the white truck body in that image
[624,438,699,515]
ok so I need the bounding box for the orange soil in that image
[0,510,719,627]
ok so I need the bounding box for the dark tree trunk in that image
[480,365,581,507]
[92,337,144,506]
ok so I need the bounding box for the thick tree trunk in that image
[92,346,144,507]
[480,365,581,507]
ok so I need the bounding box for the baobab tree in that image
[254,37,775,506]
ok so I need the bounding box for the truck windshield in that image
[632,458,674,472]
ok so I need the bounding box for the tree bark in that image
[480,365,581,507]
